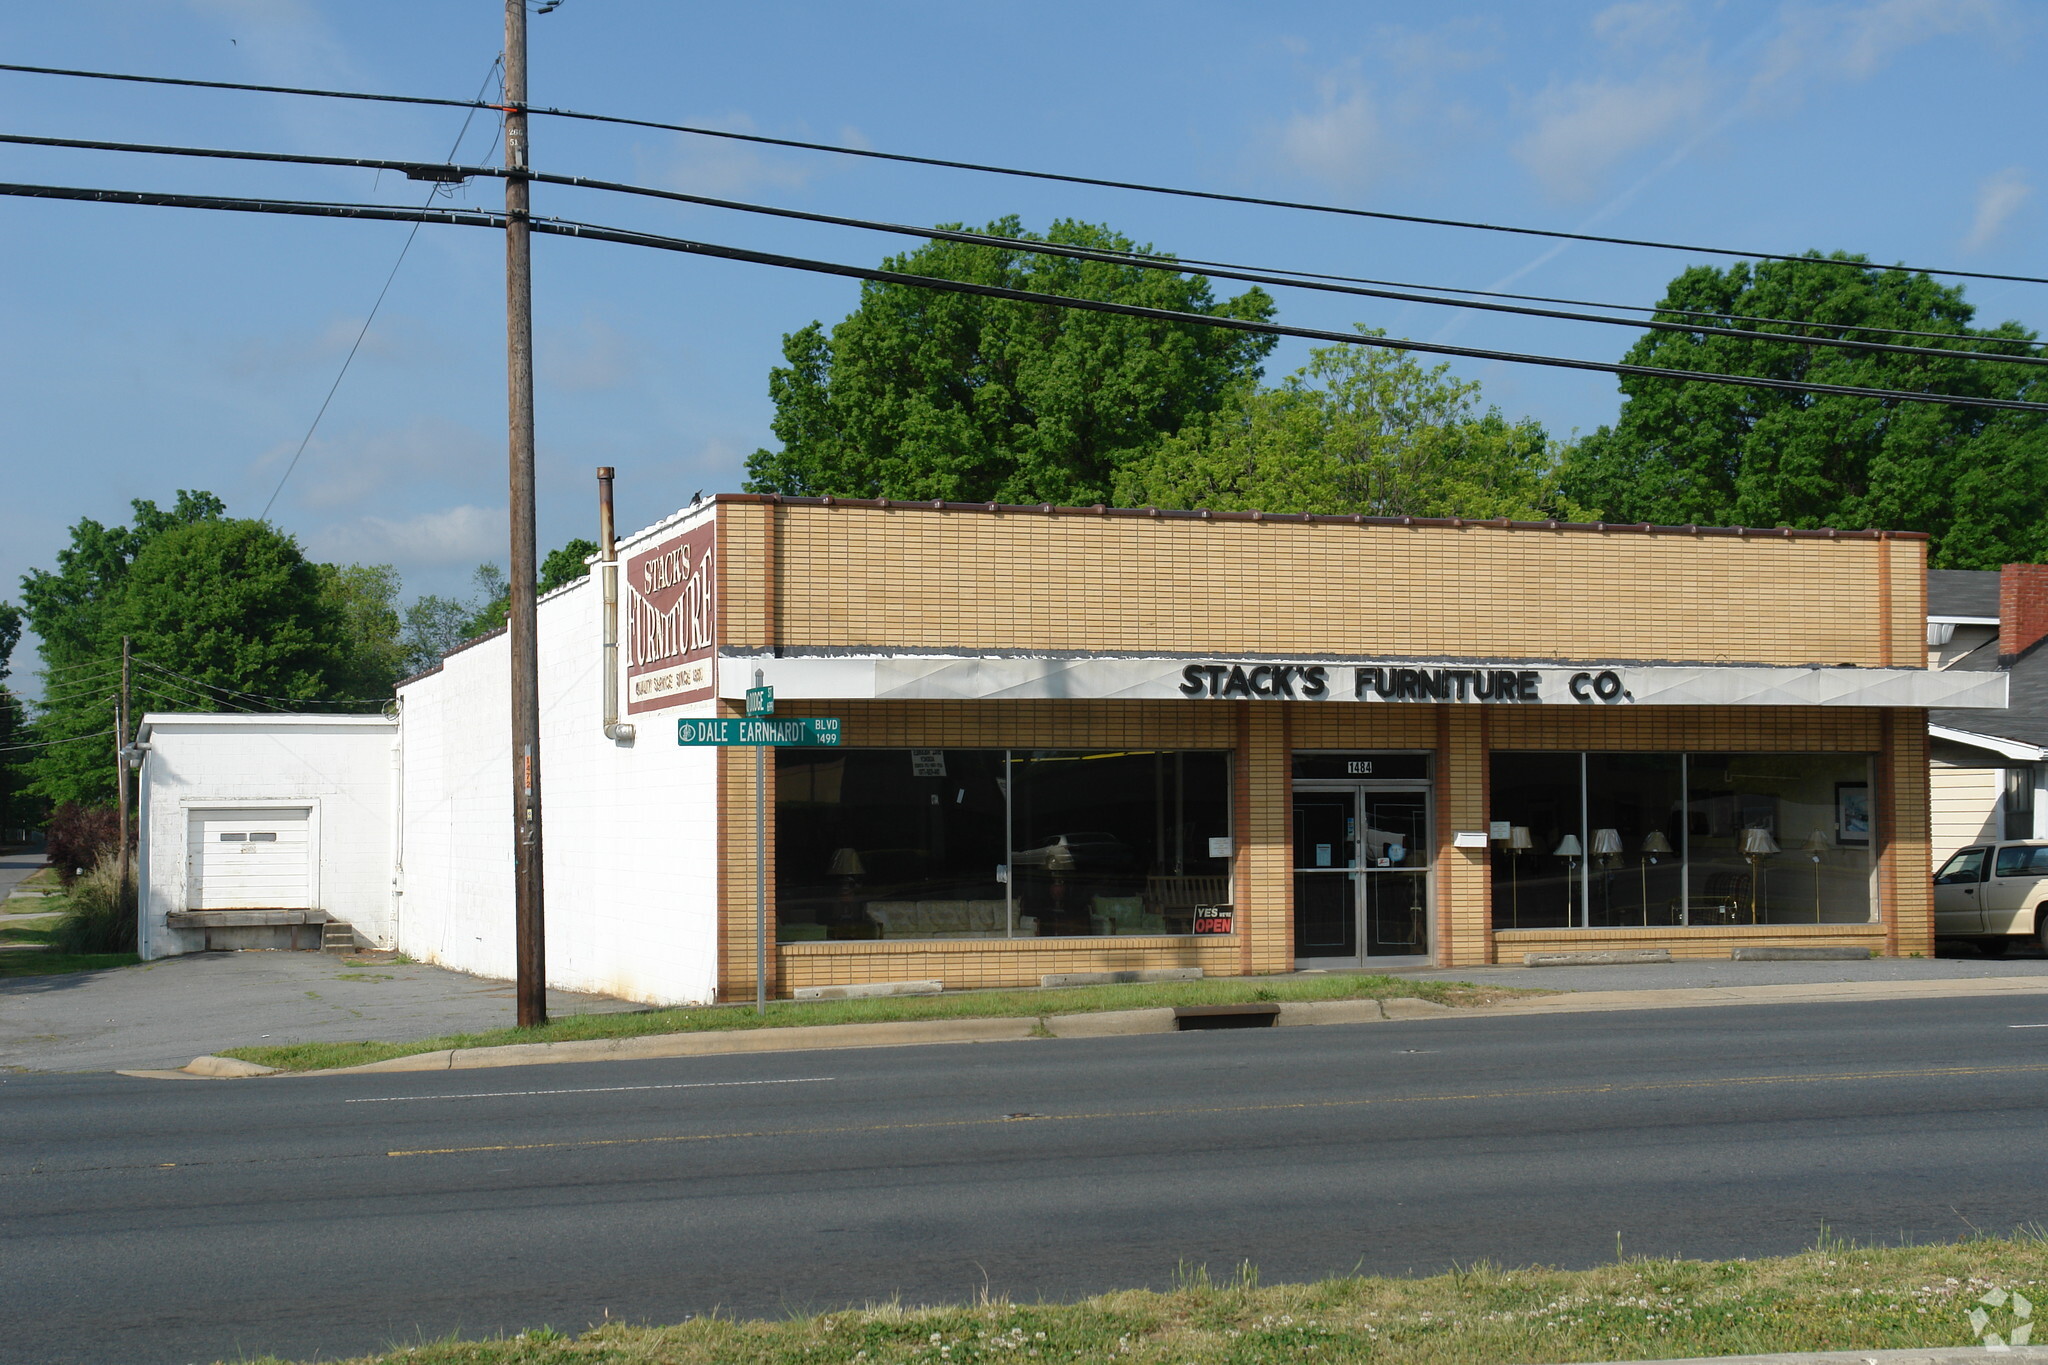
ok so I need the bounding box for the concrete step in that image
[319,921,358,955]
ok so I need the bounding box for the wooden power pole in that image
[116,635,131,895]
[504,0,547,1027]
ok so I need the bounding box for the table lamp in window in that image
[1553,833,1583,924]
[1590,829,1623,926]
[1640,830,1673,926]
[1803,829,1832,922]
[827,846,866,895]
[1506,825,1533,927]
[1740,826,1779,923]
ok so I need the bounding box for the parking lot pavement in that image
[0,950,643,1072]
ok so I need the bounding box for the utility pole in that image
[115,635,130,895]
[505,0,547,1027]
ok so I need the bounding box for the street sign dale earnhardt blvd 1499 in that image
[675,716,841,746]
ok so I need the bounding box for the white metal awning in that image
[719,656,2009,709]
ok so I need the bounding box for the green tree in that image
[1115,333,1580,519]
[315,562,404,698]
[744,217,1277,504]
[395,539,597,678]
[1556,253,2048,567]
[540,538,599,593]
[21,501,366,806]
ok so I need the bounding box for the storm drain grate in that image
[1172,1003,1280,1031]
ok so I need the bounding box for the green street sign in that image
[676,716,840,747]
[745,685,775,717]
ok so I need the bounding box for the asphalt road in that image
[7,996,2048,1365]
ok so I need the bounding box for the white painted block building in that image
[135,504,724,1005]
[136,713,398,958]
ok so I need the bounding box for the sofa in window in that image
[865,900,1030,939]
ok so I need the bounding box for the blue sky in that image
[1,1,2041,683]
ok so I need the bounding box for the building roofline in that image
[717,493,1929,541]
[1929,723,2046,762]
[138,712,396,740]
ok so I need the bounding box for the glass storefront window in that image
[1490,751,1876,929]
[775,748,1231,941]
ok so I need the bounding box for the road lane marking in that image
[344,1076,836,1104]
[2010,1024,2048,1028]
[381,1060,2048,1159]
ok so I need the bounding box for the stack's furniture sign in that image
[625,521,716,713]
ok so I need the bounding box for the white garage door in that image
[187,808,312,910]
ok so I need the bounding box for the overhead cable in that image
[4,132,2041,370]
[0,729,110,756]
[257,54,504,520]
[3,60,2046,288]
[4,178,2045,415]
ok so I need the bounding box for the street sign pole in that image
[682,682,837,1016]
[754,670,766,1016]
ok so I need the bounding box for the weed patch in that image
[220,1236,2048,1363]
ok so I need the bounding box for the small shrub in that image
[52,853,137,954]
[46,803,122,885]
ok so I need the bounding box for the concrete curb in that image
[159,973,2048,1080]
[316,1015,1043,1074]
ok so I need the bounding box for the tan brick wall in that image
[718,698,1923,996]
[717,501,1926,667]
[1499,923,1885,961]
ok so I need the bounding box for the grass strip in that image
[221,974,1542,1072]
[0,915,60,945]
[0,950,139,978]
[225,1235,2048,1364]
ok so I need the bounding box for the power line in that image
[6,179,2048,414]
[134,657,389,710]
[0,729,111,756]
[258,56,503,520]
[5,131,2043,371]
[3,60,2046,290]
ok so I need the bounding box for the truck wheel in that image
[2038,912,2048,957]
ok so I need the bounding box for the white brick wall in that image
[396,529,721,1006]
[136,716,398,959]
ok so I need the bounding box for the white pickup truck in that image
[1933,840,2048,954]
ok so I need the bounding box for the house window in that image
[2005,767,2037,841]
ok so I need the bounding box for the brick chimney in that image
[2000,564,2048,664]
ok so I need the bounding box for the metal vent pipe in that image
[598,466,635,743]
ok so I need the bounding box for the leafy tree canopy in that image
[1115,333,1580,520]
[17,495,381,807]
[398,538,599,678]
[1556,253,2048,568]
[744,217,1277,505]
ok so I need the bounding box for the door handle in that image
[1963,888,1975,895]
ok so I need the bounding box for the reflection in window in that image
[1490,751,1876,929]
[775,749,1231,942]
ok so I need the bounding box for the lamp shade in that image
[1553,833,1583,857]
[1740,827,1780,856]
[1641,830,1674,856]
[1804,829,1833,853]
[1590,828,1624,857]
[1507,826,1534,852]
[826,847,866,876]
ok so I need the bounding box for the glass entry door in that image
[1293,785,1432,964]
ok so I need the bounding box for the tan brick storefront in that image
[687,496,1998,1000]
